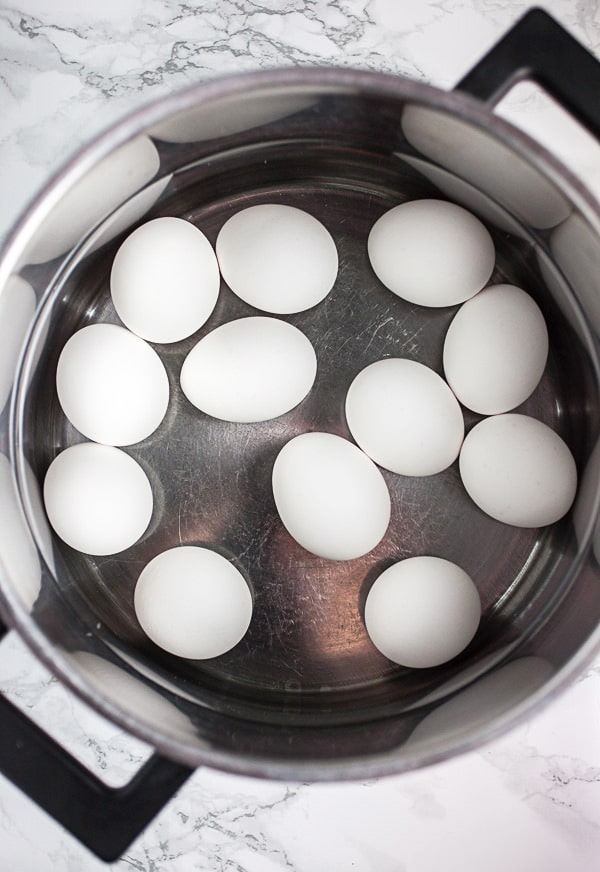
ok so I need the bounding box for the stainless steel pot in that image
[1,8,600,806]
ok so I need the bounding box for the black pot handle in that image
[0,619,193,862]
[2,9,598,862]
[456,7,600,141]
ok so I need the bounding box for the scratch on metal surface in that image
[333,314,390,355]
[363,315,396,354]
[403,320,428,354]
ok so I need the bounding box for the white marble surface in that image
[1,0,600,869]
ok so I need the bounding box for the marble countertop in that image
[1,1,600,869]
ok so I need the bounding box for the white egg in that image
[43,443,153,555]
[134,546,253,659]
[56,323,169,446]
[459,414,577,527]
[110,217,220,343]
[443,284,549,414]
[272,432,391,560]
[367,199,495,307]
[345,358,464,476]
[180,316,317,423]
[215,204,338,314]
[364,556,481,668]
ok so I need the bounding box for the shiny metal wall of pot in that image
[1,9,600,788]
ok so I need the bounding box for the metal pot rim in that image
[2,65,600,780]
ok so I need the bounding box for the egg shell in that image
[110,217,220,343]
[459,414,577,527]
[345,358,464,476]
[215,204,338,314]
[134,546,253,659]
[443,284,549,414]
[365,556,481,668]
[180,316,317,423]
[43,443,153,555]
[56,323,169,446]
[272,432,391,561]
[367,199,495,307]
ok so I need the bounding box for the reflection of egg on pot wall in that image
[404,657,554,751]
[0,454,42,612]
[0,276,37,416]
[23,136,162,266]
[150,93,316,143]
[397,154,528,238]
[86,175,172,256]
[67,650,197,739]
[573,434,600,565]
[550,212,600,339]
[401,104,570,230]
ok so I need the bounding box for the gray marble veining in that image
[1,1,600,870]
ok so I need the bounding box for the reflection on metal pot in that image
[150,92,315,144]
[20,136,161,266]
[402,104,571,229]
[67,650,197,741]
[397,154,527,238]
[0,276,36,416]
[0,454,42,612]
[404,656,554,751]
[550,211,600,338]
